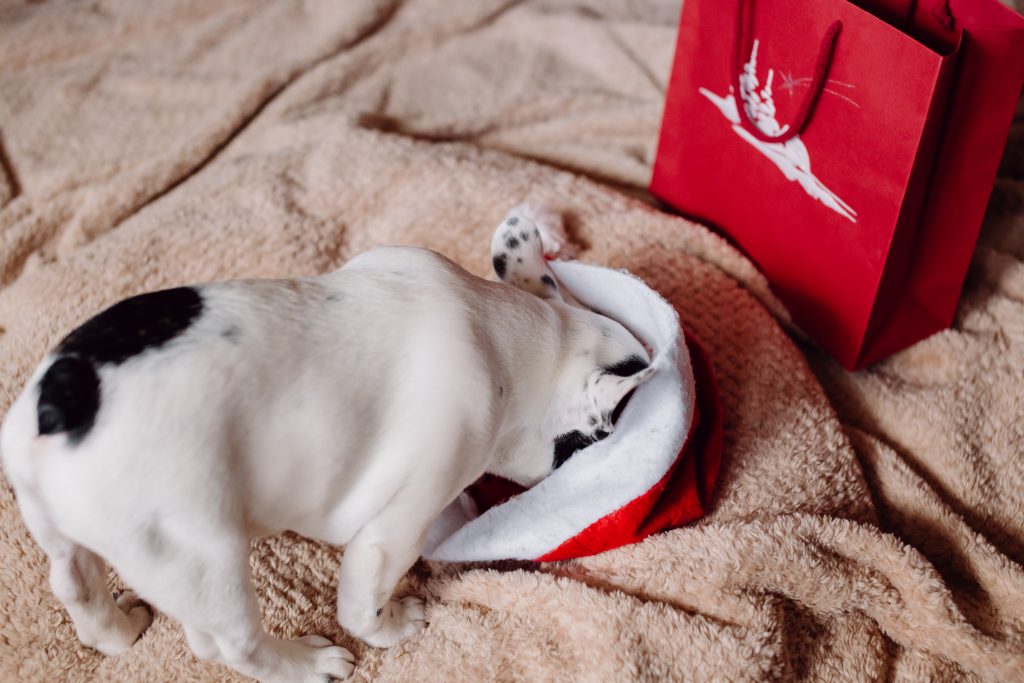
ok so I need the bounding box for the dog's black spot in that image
[56,287,204,365]
[603,355,649,377]
[517,257,523,264]
[37,356,100,444]
[507,217,520,226]
[611,389,637,425]
[492,254,507,279]
[498,386,505,397]
[588,415,598,426]
[221,325,241,343]
[505,235,520,250]
[553,430,595,469]
[541,275,556,289]
[326,293,341,302]
[554,427,614,469]
[142,519,168,557]
[376,608,383,617]
[520,231,529,241]
[38,287,203,445]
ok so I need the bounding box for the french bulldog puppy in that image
[0,205,652,682]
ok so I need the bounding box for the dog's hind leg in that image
[121,536,355,683]
[335,505,428,649]
[16,492,152,656]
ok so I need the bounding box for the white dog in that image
[0,206,652,682]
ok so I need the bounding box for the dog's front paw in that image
[359,596,427,648]
[84,590,153,656]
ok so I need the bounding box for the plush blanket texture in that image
[1,1,1022,681]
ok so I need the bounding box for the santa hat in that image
[424,260,722,562]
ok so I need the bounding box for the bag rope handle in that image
[906,0,955,31]
[732,0,954,144]
[733,0,842,143]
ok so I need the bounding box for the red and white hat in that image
[424,261,722,562]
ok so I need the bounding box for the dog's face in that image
[502,310,653,487]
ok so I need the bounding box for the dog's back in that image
[3,248,554,547]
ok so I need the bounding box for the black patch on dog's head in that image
[56,287,204,365]
[37,356,100,444]
[505,235,520,250]
[492,254,507,279]
[541,275,556,289]
[603,355,649,377]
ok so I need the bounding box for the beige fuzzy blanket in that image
[1,1,1022,680]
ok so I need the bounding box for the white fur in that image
[0,206,650,682]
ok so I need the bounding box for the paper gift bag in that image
[651,0,1024,369]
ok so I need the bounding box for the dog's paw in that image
[84,590,153,656]
[297,635,356,682]
[491,206,577,306]
[359,596,427,648]
[508,203,573,258]
[491,210,560,298]
[266,635,355,683]
[492,210,543,276]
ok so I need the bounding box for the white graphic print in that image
[699,40,857,222]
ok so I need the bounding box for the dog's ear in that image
[587,355,653,425]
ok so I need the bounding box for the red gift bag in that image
[651,0,1024,369]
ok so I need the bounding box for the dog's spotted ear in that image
[587,355,653,426]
